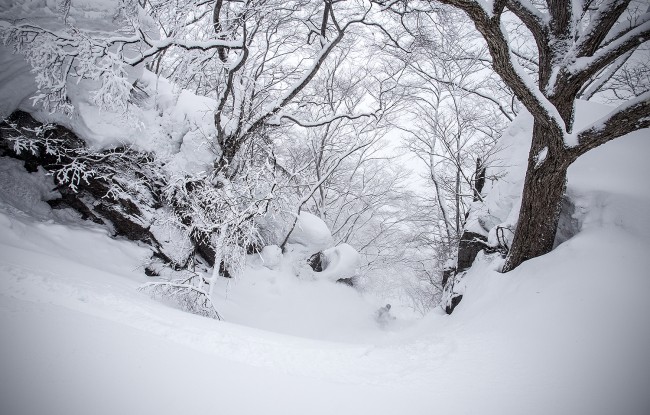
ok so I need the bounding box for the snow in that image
[0,46,218,173]
[0,1,219,175]
[534,145,548,168]
[258,244,283,269]
[286,211,334,253]
[463,109,533,240]
[319,243,361,282]
[2,3,650,410]
[0,46,39,120]
[2,100,650,413]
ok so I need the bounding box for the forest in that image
[0,1,649,414]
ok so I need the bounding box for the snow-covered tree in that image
[397,8,510,248]
[383,0,650,271]
[1,0,401,316]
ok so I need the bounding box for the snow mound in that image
[0,157,59,219]
[259,245,282,270]
[286,211,334,253]
[318,243,360,282]
[1,0,218,175]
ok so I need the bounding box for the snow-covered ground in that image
[1,108,649,414]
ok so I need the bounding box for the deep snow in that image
[1,113,649,414]
[1,1,649,410]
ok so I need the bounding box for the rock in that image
[318,243,360,283]
[306,251,324,272]
[445,294,463,314]
[456,231,489,272]
[1,111,170,264]
[442,266,456,288]
[336,277,356,287]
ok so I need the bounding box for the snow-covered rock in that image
[286,211,334,254]
[259,245,282,270]
[318,243,360,283]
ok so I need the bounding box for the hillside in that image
[1,107,649,414]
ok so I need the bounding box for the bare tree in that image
[386,8,510,297]
[383,0,650,272]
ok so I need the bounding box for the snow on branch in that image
[0,16,241,114]
[446,0,567,131]
[139,273,223,320]
[569,18,650,80]
[270,111,377,128]
[574,0,631,58]
[568,90,650,157]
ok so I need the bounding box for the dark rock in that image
[442,266,456,288]
[2,110,163,259]
[144,266,159,277]
[94,202,152,243]
[215,261,231,278]
[307,252,324,272]
[47,190,105,224]
[194,237,217,267]
[246,242,263,255]
[1,110,250,279]
[456,231,489,272]
[445,294,463,314]
[336,277,355,287]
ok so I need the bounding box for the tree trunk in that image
[213,136,242,177]
[502,123,569,272]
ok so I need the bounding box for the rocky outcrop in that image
[307,251,324,272]
[456,231,489,273]
[0,111,176,264]
[445,294,463,315]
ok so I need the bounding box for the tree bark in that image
[502,122,569,272]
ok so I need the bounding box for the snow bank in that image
[463,110,533,239]
[0,157,59,219]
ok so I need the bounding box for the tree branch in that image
[569,91,650,161]
[575,0,631,58]
[436,0,564,132]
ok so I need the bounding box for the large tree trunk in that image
[502,123,570,272]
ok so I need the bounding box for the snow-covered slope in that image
[1,101,649,414]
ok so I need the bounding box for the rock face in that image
[441,266,456,289]
[307,252,324,272]
[0,111,176,265]
[445,294,463,315]
[456,231,489,273]
[335,277,356,287]
[440,231,489,315]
